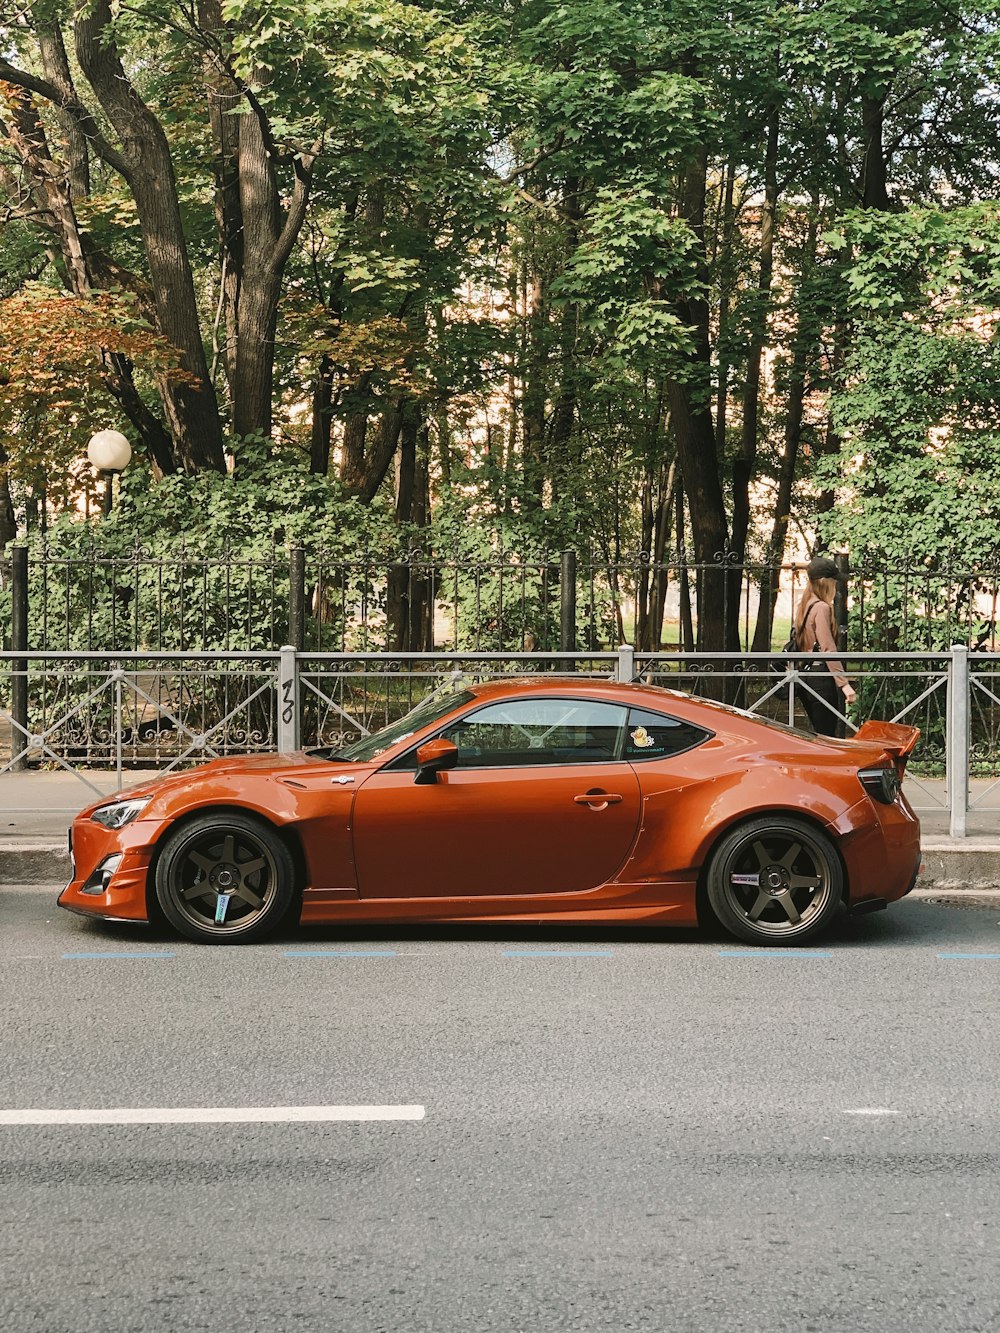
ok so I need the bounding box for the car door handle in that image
[574,791,623,809]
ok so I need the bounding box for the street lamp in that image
[86,430,132,516]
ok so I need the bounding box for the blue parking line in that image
[938,953,1000,960]
[62,951,176,960]
[284,949,397,957]
[503,949,613,958]
[719,949,832,958]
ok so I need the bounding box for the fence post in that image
[288,546,305,650]
[616,643,635,683]
[278,645,300,752]
[113,666,124,791]
[834,552,849,652]
[560,550,577,666]
[948,643,969,839]
[10,547,28,771]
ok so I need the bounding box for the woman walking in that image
[793,556,856,736]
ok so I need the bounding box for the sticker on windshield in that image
[630,726,655,748]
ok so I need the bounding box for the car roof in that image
[464,676,700,710]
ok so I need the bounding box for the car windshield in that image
[319,689,476,763]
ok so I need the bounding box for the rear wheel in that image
[155,813,295,944]
[706,816,843,945]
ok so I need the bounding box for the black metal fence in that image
[3,541,1000,656]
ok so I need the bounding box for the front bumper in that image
[58,816,169,922]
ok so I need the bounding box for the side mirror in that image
[414,736,459,785]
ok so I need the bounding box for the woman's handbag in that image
[783,602,824,670]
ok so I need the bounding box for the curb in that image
[919,840,1000,893]
[0,844,69,886]
[2,840,999,891]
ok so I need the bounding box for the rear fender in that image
[623,767,851,884]
[693,804,852,915]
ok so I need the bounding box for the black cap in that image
[807,555,839,581]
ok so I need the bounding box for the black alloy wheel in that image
[154,813,296,944]
[706,816,844,945]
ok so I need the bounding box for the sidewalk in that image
[1,769,997,887]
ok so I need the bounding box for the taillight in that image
[858,766,902,804]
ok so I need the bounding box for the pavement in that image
[2,887,1000,1331]
[1,769,997,887]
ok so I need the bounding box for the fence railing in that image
[0,647,995,837]
[6,542,1000,655]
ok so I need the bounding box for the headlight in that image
[90,796,152,829]
[858,766,902,805]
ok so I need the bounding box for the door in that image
[352,697,641,899]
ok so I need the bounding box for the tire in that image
[705,815,844,946]
[154,813,296,944]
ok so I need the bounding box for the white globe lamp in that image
[87,429,132,515]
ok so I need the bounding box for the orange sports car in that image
[59,678,921,946]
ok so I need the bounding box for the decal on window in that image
[630,725,655,749]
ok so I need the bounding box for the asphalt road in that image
[2,887,999,1333]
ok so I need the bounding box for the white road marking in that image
[842,1108,898,1116]
[0,1105,425,1125]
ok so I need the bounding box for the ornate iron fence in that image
[6,542,1000,655]
[0,647,993,835]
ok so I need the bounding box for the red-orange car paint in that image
[58,679,921,940]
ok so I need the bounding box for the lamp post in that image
[86,430,132,516]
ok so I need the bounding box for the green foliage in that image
[818,205,1000,647]
[5,0,1000,656]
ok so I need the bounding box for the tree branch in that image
[0,57,131,180]
[271,138,321,273]
[496,135,565,186]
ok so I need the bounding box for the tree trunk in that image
[198,0,243,397]
[310,355,335,476]
[35,24,90,198]
[75,2,226,473]
[675,483,695,653]
[861,91,892,210]
[4,88,90,294]
[665,144,730,653]
[750,213,819,653]
[650,465,675,649]
[731,105,779,569]
[359,401,406,505]
[729,103,780,658]
[815,315,847,534]
[232,266,281,441]
[0,444,16,550]
[522,271,547,505]
[387,409,432,650]
[340,396,371,491]
[104,353,177,477]
[231,96,282,442]
[714,160,736,455]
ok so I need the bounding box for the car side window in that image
[624,707,712,760]
[434,698,629,769]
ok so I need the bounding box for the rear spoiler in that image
[853,721,920,766]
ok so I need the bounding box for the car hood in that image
[76,751,370,820]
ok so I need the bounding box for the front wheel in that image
[705,816,843,945]
[154,813,296,944]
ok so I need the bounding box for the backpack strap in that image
[797,598,823,651]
